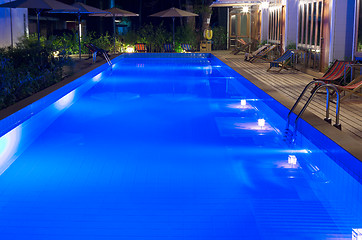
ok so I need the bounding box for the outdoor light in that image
[242,6,249,13]
[288,155,297,165]
[126,46,135,53]
[240,99,246,106]
[52,51,60,58]
[79,22,82,40]
[260,2,269,9]
[258,118,265,128]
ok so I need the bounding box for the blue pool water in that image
[0,54,361,239]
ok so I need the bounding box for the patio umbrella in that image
[0,0,78,43]
[90,7,138,53]
[149,7,198,46]
[49,2,108,59]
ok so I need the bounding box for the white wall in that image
[285,0,299,49]
[260,7,268,42]
[329,0,346,61]
[0,0,28,48]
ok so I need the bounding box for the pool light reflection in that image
[0,126,22,174]
[92,73,103,82]
[54,90,76,111]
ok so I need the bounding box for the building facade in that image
[0,0,28,47]
[211,0,360,71]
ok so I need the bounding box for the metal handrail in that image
[286,80,325,128]
[286,81,341,143]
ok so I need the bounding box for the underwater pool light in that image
[288,155,297,165]
[240,99,246,106]
[258,118,265,128]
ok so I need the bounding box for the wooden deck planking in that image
[213,51,362,142]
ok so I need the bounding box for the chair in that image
[233,42,253,55]
[248,45,277,63]
[231,38,248,55]
[313,60,354,84]
[334,75,362,100]
[85,43,111,64]
[164,44,175,53]
[135,43,147,53]
[181,43,195,53]
[267,49,295,72]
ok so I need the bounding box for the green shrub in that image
[0,37,73,110]
[212,26,227,50]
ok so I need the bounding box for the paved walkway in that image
[212,51,362,144]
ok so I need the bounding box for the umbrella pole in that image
[113,15,116,53]
[36,9,41,44]
[10,8,13,47]
[172,17,175,47]
[78,13,81,60]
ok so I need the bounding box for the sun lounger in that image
[231,38,248,55]
[334,75,362,100]
[267,49,295,72]
[311,60,354,93]
[164,43,175,53]
[181,43,195,53]
[248,45,277,63]
[135,43,147,53]
[313,60,354,84]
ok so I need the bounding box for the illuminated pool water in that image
[0,53,361,239]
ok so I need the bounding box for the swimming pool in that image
[0,53,361,239]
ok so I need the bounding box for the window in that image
[231,15,237,36]
[298,0,323,49]
[268,7,282,43]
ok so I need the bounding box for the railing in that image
[285,81,341,143]
[293,49,321,72]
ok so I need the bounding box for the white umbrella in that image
[90,7,139,52]
[149,7,198,46]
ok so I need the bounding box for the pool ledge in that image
[214,54,362,162]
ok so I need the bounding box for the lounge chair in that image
[313,60,354,84]
[234,42,253,55]
[231,38,248,55]
[248,45,277,63]
[164,44,175,53]
[267,49,295,72]
[84,43,111,64]
[311,60,354,93]
[181,43,195,53]
[334,75,362,100]
[135,43,147,53]
[244,45,268,61]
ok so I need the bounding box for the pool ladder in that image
[284,80,341,143]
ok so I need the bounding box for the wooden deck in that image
[212,51,362,155]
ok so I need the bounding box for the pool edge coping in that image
[0,58,113,122]
[213,54,362,161]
